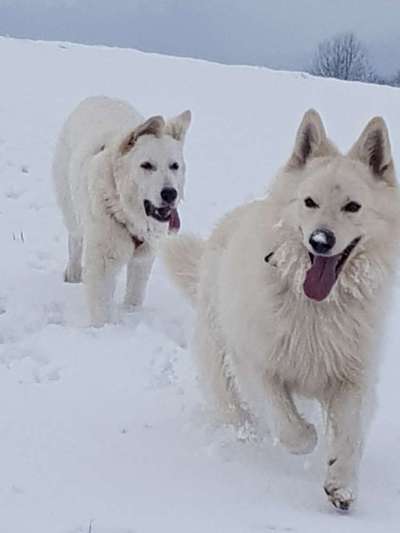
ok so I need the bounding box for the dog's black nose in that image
[309,229,336,254]
[160,187,178,204]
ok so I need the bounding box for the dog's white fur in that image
[53,96,191,326]
[163,110,400,510]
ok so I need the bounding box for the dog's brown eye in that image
[141,161,155,171]
[169,162,179,171]
[304,197,319,208]
[343,201,361,213]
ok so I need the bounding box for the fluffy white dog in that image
[163,110,400,511]
[53,96,191,326]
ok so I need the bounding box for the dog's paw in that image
[324,484,355,512]
[64,266,82,283]
[278,421,318,455]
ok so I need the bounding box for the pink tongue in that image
[303,255,340,301]
[168,209,180,233]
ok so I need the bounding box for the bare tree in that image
[310,32,374,82]
[389,70,400,87]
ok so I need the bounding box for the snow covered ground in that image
[1,37,400,533]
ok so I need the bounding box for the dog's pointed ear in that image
[287,109,336,169]
[165,110,191,141]
[120,115,165,154]
[348,117,395,185]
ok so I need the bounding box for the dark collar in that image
[131,234,144,249]
[109,212,144,249]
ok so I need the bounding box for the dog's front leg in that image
[84,241,120,327]
[264,376,317,455]
[323,384,364,511]
[124,253,154,309]
[64,234,83,283]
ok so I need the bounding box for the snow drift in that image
[1,37,400,533]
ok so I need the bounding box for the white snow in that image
[1,37,400,533]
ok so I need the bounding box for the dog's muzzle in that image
[144,199,180,232]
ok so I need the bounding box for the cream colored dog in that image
[53,96,190,326]
[163,110,400,511]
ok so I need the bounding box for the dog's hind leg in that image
[194,313,245,426]
[64,234,83,283]
[124,254,154,309]
[193,249,249,427]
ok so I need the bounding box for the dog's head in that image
[112,110,191,233]
[282,109,398,302]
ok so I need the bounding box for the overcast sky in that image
[1,0,399,77]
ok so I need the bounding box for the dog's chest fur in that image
[263,242,383,393]
[265,294,370,394]
[219,231,387,398]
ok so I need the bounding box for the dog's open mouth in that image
[144,200,180,232]
[303,237,361,302]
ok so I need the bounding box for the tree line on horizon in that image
[308,32,400,87]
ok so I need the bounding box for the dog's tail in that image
[162,234,205,305]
